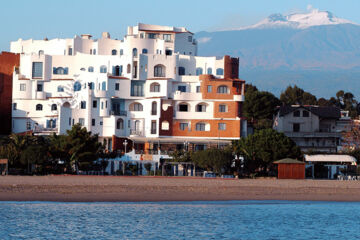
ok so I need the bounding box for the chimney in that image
[81,34,92,40]
[102,32,110,39]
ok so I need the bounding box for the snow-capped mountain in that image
[196,9,360,98]
[236,9,355,30]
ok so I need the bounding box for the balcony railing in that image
[130,129,143,136]
[34,126,58,133]
[110,110,127,116]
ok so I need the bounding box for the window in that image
[20,84,26,91]
[88,66,94,72]
[93,49,96,55]
[196,86,201,93]
[178,67,185,76]
[53,67,68,75]
[217,85,229,94]
[207,85,212,93]
[57,86,64,92]
[132,48,138,57]
[38,50,44,55]
[216,68,224,75]
[219,104,227,112]
[93,100,97,108]
[88,82,94,90]
[218,123,226,130]
[180,123,188,131]
[163,34,171,42]
[196,123,206,131]
[100,121,103,126]
[151,120,157,134]
[113,65,122,76]
[100,65,107,73]
[148,33,156,39]
[188,36,193,42]
[37,84,43,92]
[130,102,143,111]
[46,119,56,128]
[151,101,157,115]
[165,49,172,56]
[207,68,212,74]
[80,101,86,109]
[51,104,57,111]
[178,86,186,92]
[101,102,104,109]
[127,64,131,74]
[92,119,95,126]
[131,81,144,96]
[179,103,188,112]
[79,118,85,126]
[90,49,92,55]
[150,82,160,92]
[101,82,106,91]
[120,49,123,55]
[196,103,206,112]
[117,119,124,129]
[161,121,169,130]
[154,64,166,77]
[68,47,73,56]
[13,103,17,110]
[73,81,81,91]
[196,68,203,76]
[115,83,120,91]
[36,104,43,111]
[293,110,300,117]
[111,49,117,55]
[142,48,148,54]
[293,123,300,132]
[303,110,310,117]
[80,68,85,71]
[32,62,43,78]
[26,121,31,130]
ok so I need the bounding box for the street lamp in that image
[123,139,128,154]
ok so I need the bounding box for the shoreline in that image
[1,175,360,202]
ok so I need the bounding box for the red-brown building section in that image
[275,161,305,179]
[0,52,19,135]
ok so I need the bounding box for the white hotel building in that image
[10,23,246,155]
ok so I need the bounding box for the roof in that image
[305,154,357,163]
[277,105,341,119]
[273,158,305,164]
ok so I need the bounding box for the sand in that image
[0,175,360,202]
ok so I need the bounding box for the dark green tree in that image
[232,128,302,174]
[191,148,233,174]
[280,85,317,105]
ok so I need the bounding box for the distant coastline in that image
[1,176,360,202]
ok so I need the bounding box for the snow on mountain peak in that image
[238,9,355,30]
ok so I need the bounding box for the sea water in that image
[0,201,359,239]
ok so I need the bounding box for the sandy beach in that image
[0,175,360,202]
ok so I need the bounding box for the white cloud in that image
[197,37,211,44]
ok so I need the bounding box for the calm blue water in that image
[0,201,359,239]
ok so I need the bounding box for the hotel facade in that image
[9,23,246,156]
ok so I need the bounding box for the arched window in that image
[207,68,212,74]
[120,49,123,55]
[134,120,140,130]
[111,49,117,55]
[36,104,43,111]
[63,102,70,108]
[88,66,94,72]
[196,68,203,76]
[150,82,160,92]
[161,121,169,130]
[100,65,107,73]
[196,122,206,131]
[142,48,148,54]
[80,68,86,71]
[130,102,143,111]
[88,82,94,90]
[151,101,157,115]
[217,85,229,94]
[101,81,106,91]
[178,67,185,76]
[57,86,64,92]
[116,118,124,129]
[132,48,138,57]
[216,68,224,75]
[38,50,44,55]
[154,64,166,77]
[73,81,81,91]
[196,103,207,112]
[51,104,57,111]
[53,67,68,75]
[113,65,121,76]
[127,64,131,74]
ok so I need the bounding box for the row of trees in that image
[0,124,106,174]
[170,129,301,177]
[244,84,360,129]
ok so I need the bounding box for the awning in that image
[305,154,357,164]
[128,136,233,144]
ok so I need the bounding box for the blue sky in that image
[1,0,360,51]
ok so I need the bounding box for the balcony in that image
[233,95,245,102]
[283,131,341,138]
[130,129,143,137]
[34,126,58,134]
[110,110,127,116]
[173,91,202,101]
